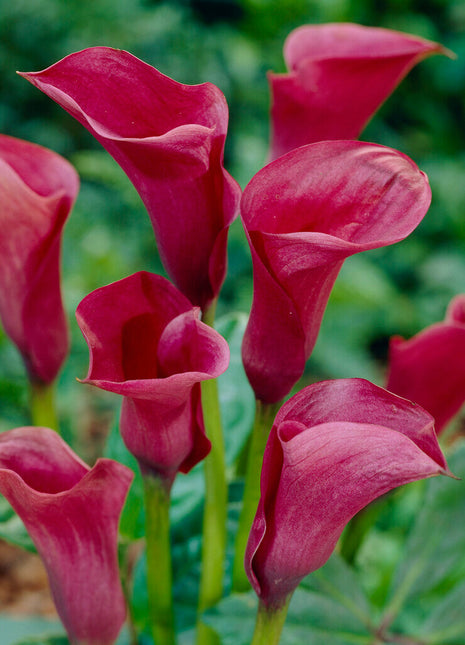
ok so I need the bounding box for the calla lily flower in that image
[269,23,446,160]
[76,271,230,487]
[241,140,431,404]
[0,426,133,645]
[20,47,241,310]
[386,294,465,434]
[245,379,449,608]
[0,134,78,383]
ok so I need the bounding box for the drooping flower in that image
[0,134,79,383]
[20,47,241,310]
[245,378,449,609]
[241,140,431,404]
[76,271,230,487]
[269,23,446,160]
[0,426,133,645]
[386,294,465,434]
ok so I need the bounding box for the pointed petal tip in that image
[442,466,460,481]
[443,46,458,60]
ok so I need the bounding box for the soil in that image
[0,540,57,617]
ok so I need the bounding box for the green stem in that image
[232,399,279,592]
[196,298,227,645]
[201,298,217,328]
[250,598,291,645]
[143,472,176,645]
[29,379,59,432]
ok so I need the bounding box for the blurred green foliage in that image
[0,0,464,436]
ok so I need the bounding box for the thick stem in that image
[196,298,227,645]
[29,379,59,432]
[201,298,217,328]
[232,400,279,592]
[250,598,291,645]
[143,472,176,645]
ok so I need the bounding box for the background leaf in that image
[215,312,256,469]
[0,616,64,645]
[0,497,35,553]
[204,554,374,645]
[381,441,465,642]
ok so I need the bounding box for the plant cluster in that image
[0,19,464,645]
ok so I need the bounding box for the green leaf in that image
[419,579,465,644]
[300,554,373,631]
[0,496,35,553]
[12,638,67,645]
[0,615,64,645]
[204,554,374,645]
[215,312,256,467]
[382,441,465,638]
[171,465,204,532]
[9,625,131,645]
[203,593,257,645]
[104,411,145,541]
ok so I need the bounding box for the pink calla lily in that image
[245,379,449,608]
[0,134,78,383]
[76,271,230,486]
[0,426,133,645]
[269,23,446,160]
[20,47,241,309]
[241,140,431,404]
[387,294,465,434]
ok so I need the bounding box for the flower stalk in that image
[143,471,176,645]
[196,298,227,645]
[250,598,291,645]
[29,380,59,432]
[232,400,278,592]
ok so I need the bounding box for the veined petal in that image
[77,271,229,482]
[245,379,449,608]
[0,427,133,645]
[242,141,431,403]
[0,135,78,383]
[20,47,241,308]
[269,23,448,160]
[387,294,465,433]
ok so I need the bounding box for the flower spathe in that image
[76,271,230,486]
[269,23,446,160]
[245,379,449,609]
[387,294,465,434]
[0,134,79,383]
[0,426,133,645]
[20,47,241,309]
[241,140,432,404]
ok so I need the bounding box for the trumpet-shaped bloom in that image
[269,23,445,160]
[20,47,241,309]
[0,426,133,645]
[76,271,230,486]
[0,135,78,383]
[386,294,465,434]
[245,379,449,608]
[241,140,431,404]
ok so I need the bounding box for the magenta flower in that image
[0,426,133,645]
[0,134,79,383]
[386,294,465,434]
[245,379,449,608]
[20,47,241,310]
[269,23,445,160]
[76,271,230,487]
[241,140,431,404]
